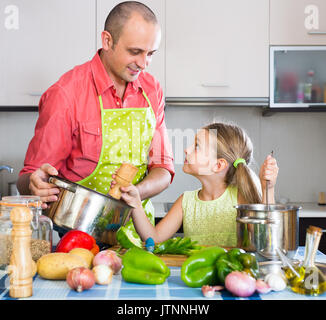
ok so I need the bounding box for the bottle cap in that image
[307,225,322,235]
[145,237,155,252]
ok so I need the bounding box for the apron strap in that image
[98,95,104,111]
[142,90,152,108]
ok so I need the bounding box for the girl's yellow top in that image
[182,185,238,247]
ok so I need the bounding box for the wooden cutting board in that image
[110,245,188,266]
[111,245,232,267]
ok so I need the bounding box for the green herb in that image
[153,237,204,256]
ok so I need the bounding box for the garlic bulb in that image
[66,267,95,292]
[264,273,287,291]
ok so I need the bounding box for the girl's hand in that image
[259,155,279,189]
[119,184,143,209]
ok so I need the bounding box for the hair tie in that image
[233,158,246,168]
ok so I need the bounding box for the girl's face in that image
[183,129,218,176]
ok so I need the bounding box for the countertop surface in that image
[153,202,326,218]
[1,246,326,300]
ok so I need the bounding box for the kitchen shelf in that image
[165,97,269,107]
[262,106,326,116]
[0,106,38,112]
[3,103,326,116]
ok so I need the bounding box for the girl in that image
[114,122,279,247]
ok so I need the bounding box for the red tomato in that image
[55,230,98,253]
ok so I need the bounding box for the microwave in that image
[270,46,326,108]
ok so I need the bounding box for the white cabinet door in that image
[165,0,269,98]
[96,0,166,92]
[270,0,326,45]
[0,0,96,106]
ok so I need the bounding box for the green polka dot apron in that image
[77,91,156,243]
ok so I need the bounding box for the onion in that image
[225,271,256,297]
[92,265,113,285]
[255,279,271,294]
[66,267,95,292]
[93,250,122,274]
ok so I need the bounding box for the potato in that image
[31,260,37,277]
[69,248,94,269]
[37,252,88,280]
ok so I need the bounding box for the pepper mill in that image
[318,192,326,206]
[8,206,34,298]
[109,163,139,200]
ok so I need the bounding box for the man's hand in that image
[29,163,60,209]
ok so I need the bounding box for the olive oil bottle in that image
[283,226,326,296]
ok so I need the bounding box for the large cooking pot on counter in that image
[235,204,301,260]
[45,176,133,246]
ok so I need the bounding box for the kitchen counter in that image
[1,247,326,301]
[294,202,326,218]
[153,202,326,218]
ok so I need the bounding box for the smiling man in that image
[17,1,174,238]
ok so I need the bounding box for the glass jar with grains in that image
[0,196,53,270]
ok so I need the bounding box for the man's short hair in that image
[104,1,158,46]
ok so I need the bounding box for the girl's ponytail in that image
[233,163,261,204]
[204,122,262,204]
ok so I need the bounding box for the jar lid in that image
[0,196,42,208]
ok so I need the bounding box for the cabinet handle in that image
[28,92,43,96]
[201,82,229,88]
[307,31,326,35]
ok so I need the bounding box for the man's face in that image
[103,13,161,84]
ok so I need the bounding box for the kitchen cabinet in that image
[299,217,326,253]
[165,0,269,98]
[0,0,96,106]
[270,0,326,45]
[270,46,326,108]
[96,0,166,92]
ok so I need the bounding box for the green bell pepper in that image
[117,199,155,249]
[121,247,170,285]
[181,246,226,288]
[216,248,259,284]
[116,225,142,249]
[238,252,259,278]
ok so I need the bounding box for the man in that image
[17,2,174,230]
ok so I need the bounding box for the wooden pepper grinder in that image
[318,192,326,206]
[8,206,34,298]
[109,163,138,200]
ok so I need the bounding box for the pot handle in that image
[49,176,77,193]
[236,217,279,225]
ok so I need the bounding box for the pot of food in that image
[45,176,133,246]
[235,204,301,259]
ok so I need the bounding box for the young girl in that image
[114,122,279,247]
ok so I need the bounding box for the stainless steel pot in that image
[45,176,133,245]
[235,204,301,259]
